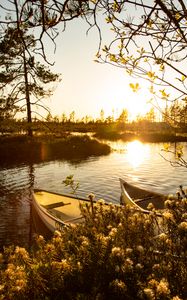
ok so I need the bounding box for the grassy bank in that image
[94,130,187,142]
[0,135,111,166]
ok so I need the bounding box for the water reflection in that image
[126,140,150,168]
[0,140,187,249]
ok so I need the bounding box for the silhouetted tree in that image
[0,27,60,136]
[117,109,129,124]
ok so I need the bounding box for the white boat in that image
[119,178,168,212]
[32,189,94,233]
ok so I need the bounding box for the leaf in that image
[109,54,118,62]
[147,71,156,80]
[129,83,140,92]
[159,89,169,99]
[181,75,186,81]
[149,85,155,94]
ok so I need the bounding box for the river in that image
[0,139,187,249]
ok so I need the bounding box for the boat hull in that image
[32,189,90,233]
[120,178,167,211]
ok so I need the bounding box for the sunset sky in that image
[46,18,154,121]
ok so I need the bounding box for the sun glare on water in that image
[126,140,150,168]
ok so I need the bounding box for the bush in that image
[0,199,186,299]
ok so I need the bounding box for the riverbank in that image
[94,130,187,142]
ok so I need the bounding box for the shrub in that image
[0,199,186,299]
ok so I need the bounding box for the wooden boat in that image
[32,189,95,233]
[119,178,168,212]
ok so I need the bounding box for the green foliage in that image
[62,175,79,194]
[0,199,186,299]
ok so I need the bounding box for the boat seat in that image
[44,202,71,210]
[134,195,162,203]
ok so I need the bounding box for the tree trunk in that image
[23,51,33,137]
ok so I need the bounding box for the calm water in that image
[0,140,187,248]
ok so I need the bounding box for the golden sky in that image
[47,18,154,120]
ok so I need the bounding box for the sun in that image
[125,93,152,121]
[100,83,152,121]
[126,140,150,168]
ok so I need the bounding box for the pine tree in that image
[0,26,60,136]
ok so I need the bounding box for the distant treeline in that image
[0,118,187,137]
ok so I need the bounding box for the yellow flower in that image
[144,288,155,299]
[0,284,5,292]
[112,247,121,256]
[97,199,105,205]
[158,233,168,241]
[163,211,174,221]
[156,278,170,296]
[109,227,118,237]
[178,221,187,231]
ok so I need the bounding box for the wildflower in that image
[163,211,174,221]
[5,263,16,278]
[45,243,55,253]
[158,233,168,241]
[135,263,143,270]
[172,296,182,300]
[144,288,155,299]
[178,221,187,231]
[36,235,45,245]
[152,264,160,271]
[109,227,117,238]
[166,238,172,246]
[181,198,187,205]
[0,284,4,292]
[53,230,62,237]
[147,203,155,210]
[88,193,95,200]
[156,278,170,296]
[123,258,133,272]
[110,279,127,292]
[61,259,71,271]
[182,212,187,220]
[15,246,29,261]
[15,279,26,291]
[81,237,89,247]
[149,279,159,289]
[111,247,121,257]
[164,199,175,209]
[97,199,105,205]
[136,245,144,253]
[126,248,133,255]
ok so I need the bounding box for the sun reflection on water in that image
[126,140,150,168]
